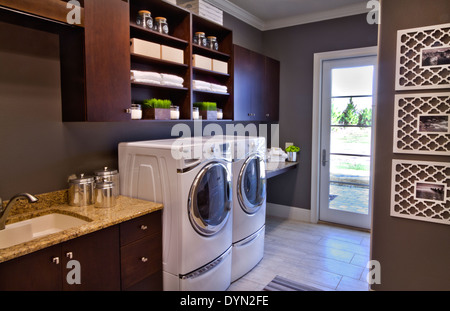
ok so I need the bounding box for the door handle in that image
[322,149,328,166]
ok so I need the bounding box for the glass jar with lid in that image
[136,10,153,29]
[170,106,180,120]
[207,36,219,50]
[192,107,199,120]
[127,103,142,120]
[154,17,169,34]
[194,32,207,47]
[217,108,223,120]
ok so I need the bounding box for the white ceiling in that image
[206,0,370,31]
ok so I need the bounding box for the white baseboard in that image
[266,202,313,223]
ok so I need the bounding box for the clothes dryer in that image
[119,137,233,290]
[203,135,266,281]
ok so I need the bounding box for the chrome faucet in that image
[0,193,38,230]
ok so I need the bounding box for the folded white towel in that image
[131,78,161,85]
[160,80,184,88]
[210,83,227,93]
[193,80,211,87]
[130,70,162,81]
[161,73,184,84]
[193,80,212,91]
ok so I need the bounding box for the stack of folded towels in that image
[130,70,184,88]
[193,80,228,93]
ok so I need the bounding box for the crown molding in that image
[205,0,265,30]
[264,2,369,30]
[205,0,370,31]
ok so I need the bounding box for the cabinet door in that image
[84,0,131,121]
[0,245,62,291]
[62,226,120,291]
[234,45,261,121]
[263,56,280,121]
[234,45,274,121]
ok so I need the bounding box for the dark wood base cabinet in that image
[0,211,162,291]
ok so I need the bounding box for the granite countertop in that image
[0,190,163,263]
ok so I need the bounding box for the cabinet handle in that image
[52,257,60,265]
[141,257,148,263]
[140,225,148,231]
[66,252,73,259]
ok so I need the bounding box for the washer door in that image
[238,154,266,214]
[188,162,232,236]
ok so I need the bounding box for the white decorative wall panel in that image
[393,93,450,155]
[395,23,450,90]
[391,160,450,225]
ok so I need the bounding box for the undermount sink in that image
[0,213,90,249]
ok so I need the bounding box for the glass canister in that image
[217,108,223,120]
[154,17,169,34]
[194,32,207,47]
[127,103,142,120]
[136,10,153,29]
[94,167,120,198]
[170,106,180,120]
[207,36,219,50]
[94,180,115,208]
[68,174,95,207]
[192,107,199,120]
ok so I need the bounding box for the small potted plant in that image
[194,102,217,120]
[285,145,300,162]
[142,98,171,120]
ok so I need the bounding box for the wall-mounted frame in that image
[393,92,450,155]
[391,159,450,226]
[395,23,450,90]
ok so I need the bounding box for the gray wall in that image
[263,14,378,209]
[371,0,450,290]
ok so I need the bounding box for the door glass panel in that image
[239,156,266,214]
[331,66,374,97]
[192,164,231,234]
[327,66,373,217]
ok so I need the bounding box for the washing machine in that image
[119,137,233,291]
[203,135,267,282]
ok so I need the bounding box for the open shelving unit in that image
[128,0,233,121]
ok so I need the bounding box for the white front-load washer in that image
[119,137,233,290]
[203,135,267,282]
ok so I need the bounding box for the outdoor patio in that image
[329,182,370,215]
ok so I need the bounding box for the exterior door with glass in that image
[319,54,377,229]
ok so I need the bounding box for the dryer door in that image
[188,162,232,237]
[238,154,266,214]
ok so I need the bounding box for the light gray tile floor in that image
[228,216,371,291]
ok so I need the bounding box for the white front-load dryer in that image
[203,136,267,282]
[119,137,233,291]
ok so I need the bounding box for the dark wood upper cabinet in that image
[264,56,280,121]
[0,0,85,26]
[83,0,131,121]
[234,44,280,122]
[1,0,282,123]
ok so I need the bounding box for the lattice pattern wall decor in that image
[391,160,450,225]
[393,92,450,155]
[395,23,450,90]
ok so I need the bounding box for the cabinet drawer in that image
[120,211,161,246]
[121,234,162,290]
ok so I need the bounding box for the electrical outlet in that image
[285,142,293,149]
